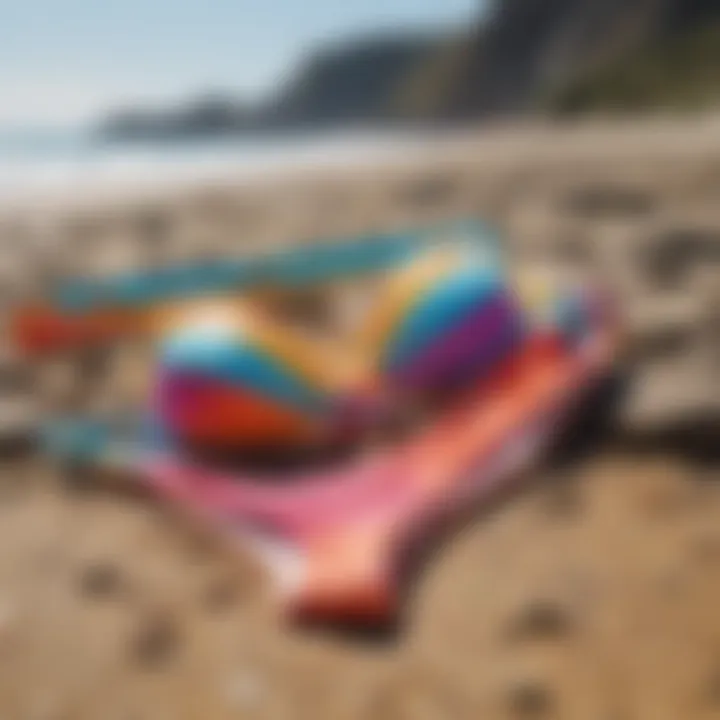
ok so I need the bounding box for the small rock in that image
[562,185,654,219]
[703,664,720,707]
[130,610,181,668]
[688,532,720,564]
[201,575,242,613]
[643,228,720,289]
[78,560,125,599]
[552,235,593,266]
[506,679,554,717]
[507,599,573,642]
[0,360,34,393]
[58,459,98,494]
[403,174,457,208]
[134,207,172,244]
[76,348,112,385]
[0,398,38,458]
[631,325,695,361]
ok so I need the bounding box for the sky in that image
[0,0,479,126]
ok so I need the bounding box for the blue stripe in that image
[161,332,329,413]
[55,220,502,312]
[384,267,506,371]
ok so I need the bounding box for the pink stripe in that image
[141,329,609,550]
[144,337,601,544]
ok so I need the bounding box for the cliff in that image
[432,0,720,117]
[98,0,720,139]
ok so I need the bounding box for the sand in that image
[0,117,718,719]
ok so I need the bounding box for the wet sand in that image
[0,117,718,719]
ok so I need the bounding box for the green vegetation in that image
[101,1,720,138]
[552,23,720,114]
[388,35,476,119]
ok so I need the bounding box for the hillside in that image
[552,23,720,113]
[261,33,448,128]
[97,0,720,139]
[428,0,720,117]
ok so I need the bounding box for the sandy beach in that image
[0,117,718,719]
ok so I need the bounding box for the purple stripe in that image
[398,296,519,387]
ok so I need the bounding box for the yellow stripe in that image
[146,249,469,398]
[358,248,462,360]
[152,297,358,395]
[252,319,347,393]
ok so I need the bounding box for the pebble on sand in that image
[702,660,720,708]
[129,610,182,668]
[506,678,554,718]
[201,574,243,613]
[77,560,126,599]
[506,598,574,642]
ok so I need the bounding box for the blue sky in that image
[0,0,479,125]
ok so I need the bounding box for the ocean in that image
[0,127,423,201]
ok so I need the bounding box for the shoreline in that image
[3,114,720,217]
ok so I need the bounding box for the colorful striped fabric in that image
[55,219,501,312]
[513,271,595,347]
[155,303,337,448]
[149,239,603,453]
[366,247,523,392]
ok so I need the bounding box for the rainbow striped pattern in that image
[364,247,523,392]
[514,271,595,348]
[150,242,597,453]
[155,304,337,448]
[55,220,501,311]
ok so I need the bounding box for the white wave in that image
[0,129,424,203]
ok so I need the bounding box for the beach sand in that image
[0,117,718,719]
